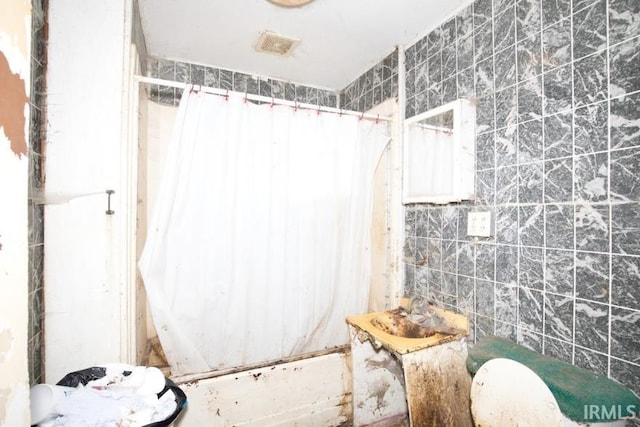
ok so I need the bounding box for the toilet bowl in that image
[467,336,640,427]
[470,358,627,427]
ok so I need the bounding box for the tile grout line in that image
[570,0,578,366]
[491,0,498,341]
[604,0,613,380]
[511,0,520,342]
[538,0,548,355]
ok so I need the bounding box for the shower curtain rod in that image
[135,75,392,122]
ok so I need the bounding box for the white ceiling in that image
[138,0,472,90]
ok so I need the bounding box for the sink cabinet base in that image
[349,326,472,427]
[350,326,409,426]
[402,340,473,427]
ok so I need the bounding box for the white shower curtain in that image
[138,88,389,376]
[405,125,454,201]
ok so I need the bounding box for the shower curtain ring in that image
[225,89,229,101]
[376,114,380,124]
[270,96,275,108]
[359,111,365,120]
[316,104,321,115]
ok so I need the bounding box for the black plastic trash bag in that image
[55,367,108,388]
[54,366,187,427]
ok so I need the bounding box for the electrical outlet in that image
[467,211,492,237]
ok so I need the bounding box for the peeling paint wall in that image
[0,51,28,157]
[0,0,32,424]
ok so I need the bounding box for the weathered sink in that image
[345,305,469,355]
[346,304,473,426]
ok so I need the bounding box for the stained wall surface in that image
[0,0,32,424]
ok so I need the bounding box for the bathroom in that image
[1,0,639,425]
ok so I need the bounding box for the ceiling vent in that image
[255,31,299,57]
[267,0,315,7]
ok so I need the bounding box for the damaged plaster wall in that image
[0,0,32,425]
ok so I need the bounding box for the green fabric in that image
[467,336,640,422]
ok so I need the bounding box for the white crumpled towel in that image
[41,364,177,427]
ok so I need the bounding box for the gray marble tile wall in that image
[402,0,640,395]
[132,0,148,75]
[146,57,338,108]
[28,0,47,386]
[339,49,399,112]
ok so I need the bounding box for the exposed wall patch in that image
[0,388,9,424]
[0,328,14,363]
[0,50,28,157]
[0,385,29,426]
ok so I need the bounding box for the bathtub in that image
[172,348,352,426]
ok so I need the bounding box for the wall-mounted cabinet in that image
[403,99,475,204]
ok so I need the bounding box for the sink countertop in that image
[345,307,469,355]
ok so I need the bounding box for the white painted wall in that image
[45,0,137,382]
[142,99,176,224]
[0,0,31,424]
[137,97,176,343]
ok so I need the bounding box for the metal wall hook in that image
[106,189,115,215]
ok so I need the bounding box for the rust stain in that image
[361,413,409,427]
[337,391,352,421]
[0,50,29,158]
[404,348,473,427]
